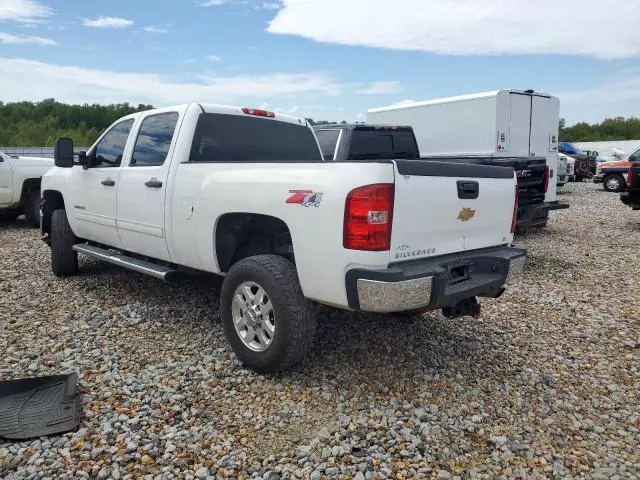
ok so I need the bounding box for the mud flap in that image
[0,373,81,440]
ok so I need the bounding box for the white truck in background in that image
[41,103,525,372]
[367,90,569,217]
[0,151,53,226]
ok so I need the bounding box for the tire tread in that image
[51,209,78,276]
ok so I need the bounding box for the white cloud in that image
[356,81,403,95]
[0,31,55,45]
[0,57,345,106]
[143,26,168,33]
[82,16,134,29]
[268,0,640,59]
[201,0,283,8]
[0,0,51,23]
[258,2,283,9]
[201,0,226,5]
[207,55,222,61]
[558,71,640,124]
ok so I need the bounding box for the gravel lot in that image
[1,181,639,480]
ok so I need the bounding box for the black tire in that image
[51,209,78,277]
[23,190,42,227]
[220,254,316,373]
[603,174,625,193]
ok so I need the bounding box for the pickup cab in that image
[620,163,640,210]
[41,104,525,372]
[0,151,53,226]
[315,123,553,231]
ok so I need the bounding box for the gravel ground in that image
[1,181,639,480]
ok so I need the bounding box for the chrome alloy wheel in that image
[231,281,275,352]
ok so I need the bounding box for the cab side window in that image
[92,119,134,167]
[131,113,179,166]
[631,148,640,162]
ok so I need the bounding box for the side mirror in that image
[54,138,74,168]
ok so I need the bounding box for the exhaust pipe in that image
[442,297,481,319]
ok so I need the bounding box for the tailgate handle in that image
[457,181,479,199]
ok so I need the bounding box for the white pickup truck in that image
[0,151,53,226]
[41,103,526,372]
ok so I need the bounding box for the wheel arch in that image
[214,212,294,274]
[41,190,66,236]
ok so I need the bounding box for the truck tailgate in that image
[390,160,516,263]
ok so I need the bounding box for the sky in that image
[1,0,639,124]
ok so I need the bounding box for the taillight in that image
[344,184,394,251]
[544,166,550,193]
[627,168,635,187]
[242,107,275,118]
[511,188,518,234]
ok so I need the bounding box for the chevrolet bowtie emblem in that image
[457,207,476,221]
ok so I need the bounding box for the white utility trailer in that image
[367,89,563,206]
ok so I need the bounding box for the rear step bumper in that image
[516,202,549,229]
[73,244,177,280]
[345,245,526,313]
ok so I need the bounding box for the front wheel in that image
[220,254,316,373]
[51,209,78,277]
[603,175,625,192]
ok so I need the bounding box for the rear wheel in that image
[603,175,625,192]
[51,209,78,277]
[220,254,316,373]
[24,189,42,227]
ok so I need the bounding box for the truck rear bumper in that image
[345,246,526,313]
[516,202,549,229]
[592,174,604,184]
[547,200,570,211]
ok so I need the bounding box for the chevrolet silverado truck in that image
[593,146,640,193]
[620,163,640,210]
[41,104,525,372]
[314,123,553,231]
[0,151,53,226]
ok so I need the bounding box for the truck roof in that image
[313,123,414,131]
[367,89,554,114]
[115,103,310,127]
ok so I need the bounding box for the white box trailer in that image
[367,90,562,205]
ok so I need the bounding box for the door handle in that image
[144,178,163,188]
[101,178,115,187]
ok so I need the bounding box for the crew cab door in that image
[67,119,134,247]
[0,153,13,205]
[115,109,182,261]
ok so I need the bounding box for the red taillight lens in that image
[242,107,275,118]
[627,168,635,187]
[543,166,550,193]
[511,188,518,234]
[344,184,394,251]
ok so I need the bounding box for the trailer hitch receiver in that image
[442,297,481,319]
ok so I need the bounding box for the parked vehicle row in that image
[38,103,526,372]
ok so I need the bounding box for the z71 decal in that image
[286,190,323,208]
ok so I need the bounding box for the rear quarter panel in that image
[169,161,395,308]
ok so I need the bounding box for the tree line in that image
[1,99,639,146]
[559,117,640,142]
[0,99,153,147]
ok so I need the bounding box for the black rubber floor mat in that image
[0,373,81,440]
